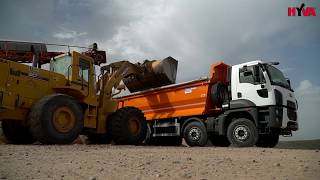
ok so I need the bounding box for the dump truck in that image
[0,40,178,144]
[117,61,298,147]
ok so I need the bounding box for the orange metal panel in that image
[116,61,230,121]
[117,79,210,120]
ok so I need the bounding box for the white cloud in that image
[98,0,318,82]
[296,80,320,97]
[291,80,320,140]
[53,30,87,40]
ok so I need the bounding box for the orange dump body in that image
[116,61,230,121]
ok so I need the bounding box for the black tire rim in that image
[188,127,201,141]
[233,125,249,141]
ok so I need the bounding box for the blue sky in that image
[1,0,319,140]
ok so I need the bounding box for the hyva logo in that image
[288,3,317,16]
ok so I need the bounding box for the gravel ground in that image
[0,144,319,180]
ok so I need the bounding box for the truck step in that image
[152,119,180,137]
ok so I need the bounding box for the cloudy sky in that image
[1,0,319,140]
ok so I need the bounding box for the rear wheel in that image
[209,135,230,147]
[183,121,208,147]
[2,120,35,144]
[28,94,83,144]
[110,107,147,145]
[227,118,258,147]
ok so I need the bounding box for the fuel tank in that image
[123,56,178,92]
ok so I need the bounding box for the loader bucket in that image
[123,56,178,92]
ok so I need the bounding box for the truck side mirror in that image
[286,78,291,87]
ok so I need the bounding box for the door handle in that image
[237,92,242,98]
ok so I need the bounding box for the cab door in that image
[71,51,96,104]
[233,64,273,106]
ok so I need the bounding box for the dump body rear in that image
[117,61,229,120]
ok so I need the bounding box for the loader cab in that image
[50,51,96,103]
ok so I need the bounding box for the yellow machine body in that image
[0,51,115,133]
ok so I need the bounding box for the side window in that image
[239,66,255,84]
[79,58,89,82]
[239,65,265,84]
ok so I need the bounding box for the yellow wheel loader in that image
[0,41,178,144]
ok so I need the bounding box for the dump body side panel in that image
[116,61,230,121]
[117,79,210,120]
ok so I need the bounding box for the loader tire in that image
[2,120,35,144]
[28,94,83,144]
[211,82,229,107]
[110,107,147,145]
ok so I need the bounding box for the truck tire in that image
[2,120,35,144]
[211,82,229,107]
[227,118,258,147]
[183,121,208,147]
[110,107,147,145]
[28,94,83,144]
[209,135,230,147]
[256,130,280,148]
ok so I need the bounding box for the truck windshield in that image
[265,65,290,89]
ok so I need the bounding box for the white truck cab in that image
[231,60,298,130]
[215,60,298,147]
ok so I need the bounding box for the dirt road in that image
[0,145,319,180]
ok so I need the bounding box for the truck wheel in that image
[183,121,208,147]
[227,118,258,147]
[28,94,83,144]
[256,131,279,148]
[2,120,35,144]
[209,135,230,147]
[211,82,229,107]
[110,107,147,145]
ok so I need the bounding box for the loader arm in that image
[100,61,143,101]
[96,61,143,133]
